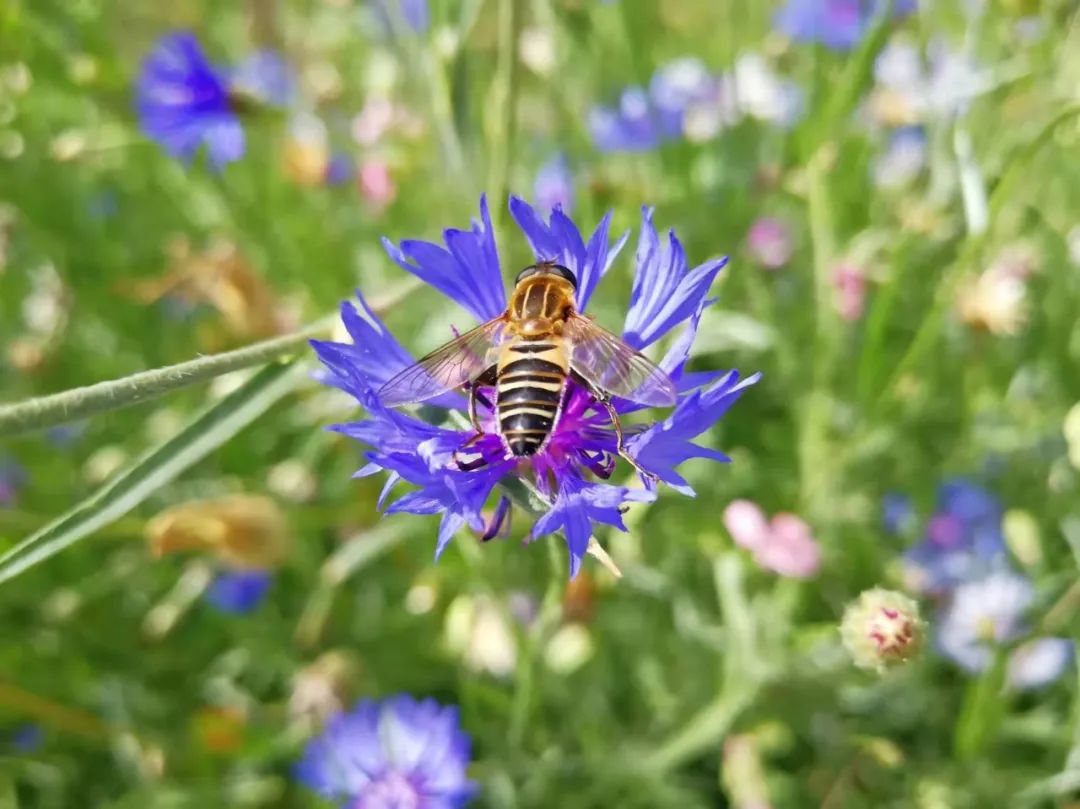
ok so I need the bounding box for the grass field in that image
[1,1,1080,807]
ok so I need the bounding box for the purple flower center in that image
[926,513,964,548]
[455,379,622,490]
[353,771,422,809]
[826,0,861,27]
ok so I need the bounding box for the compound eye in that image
[515,266,539,285]
[549,264,578,290]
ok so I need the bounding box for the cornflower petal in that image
[935,570,1033,673]
[1007,638,1073,691]
[534,153,574,215]
[136,33,238,165]
[311,295,463,410]
[203,117,246,169]
[532,474,656,578]
[902,478,1009,593]
[205,570,272,614]
[623,207,727,349]
[135,32,289,169]
[228,51,295,106]
[659,297,713,381]
[508,196,629,311]
[774,0,916,52]
[381,195,506,322]
[628,371,761,493]
[588,88,664,153]
[612,299,718,414]
[401,0,431,33]
[296,696,475,806]
[649,57,715,137]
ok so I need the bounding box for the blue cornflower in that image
[935,570,1072,690]
[296,695,475,808]
[534,154,574,215]
[371,0,430,35]
[872,126,927,190]
[205,570,272,614]
[0,456,26,506]
[902,479,1008,594]
[589,58,717,153]
[311,195,758,577]
[10,724,43,753]
[135,32,292,169]
[401,0,430,33]
[881,491,912,535]
[588,87,669,153]
[775,0,916,52]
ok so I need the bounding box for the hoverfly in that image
[377,261,677,476]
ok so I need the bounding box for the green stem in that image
[0,321,327,438]
[485,0,522,217]
[878,104,1080,405]
[426,50,468,179]
[508,537,563,748]
[644,554,762,772]
[0,278,422,438]
[799,149,838,520]
[807,149,837,342]
[644,685,756,774]
[0,679,114,739]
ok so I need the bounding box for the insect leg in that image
[572,372,657,483]
[596,396,658,483]
[458,366,498,472]
[453,431,489,472]
[465,365,498,433]
[467,385,482,434]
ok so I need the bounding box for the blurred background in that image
[1,0,1080,806]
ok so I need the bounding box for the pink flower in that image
[722,500,821,578]
[832,262,866,321]
[746,217,792,269]
[357,159,396,209]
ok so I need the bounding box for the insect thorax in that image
[509,276,575,328]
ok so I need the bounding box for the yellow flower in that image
[146,494,289,569]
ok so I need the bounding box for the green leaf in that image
[0,361,308,586]
[954,650,1009,761]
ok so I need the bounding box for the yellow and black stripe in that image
[496,344,567,457]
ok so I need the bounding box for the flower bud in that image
[289,651,362,726]
[1003,509,1042,568]
[840,587,923,672]
[544,624,594,675]
[444,595,517,677]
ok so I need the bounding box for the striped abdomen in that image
[496,340,568,457]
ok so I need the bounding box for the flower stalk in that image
[0,279,421,438]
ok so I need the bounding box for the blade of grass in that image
[800,0,897,158]
[0,361,308,586]
[953,650,1008,761]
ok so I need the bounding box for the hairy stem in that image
[0,278,421,438]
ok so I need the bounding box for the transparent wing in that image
[564,314,677,407]
[377,318,506,406]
